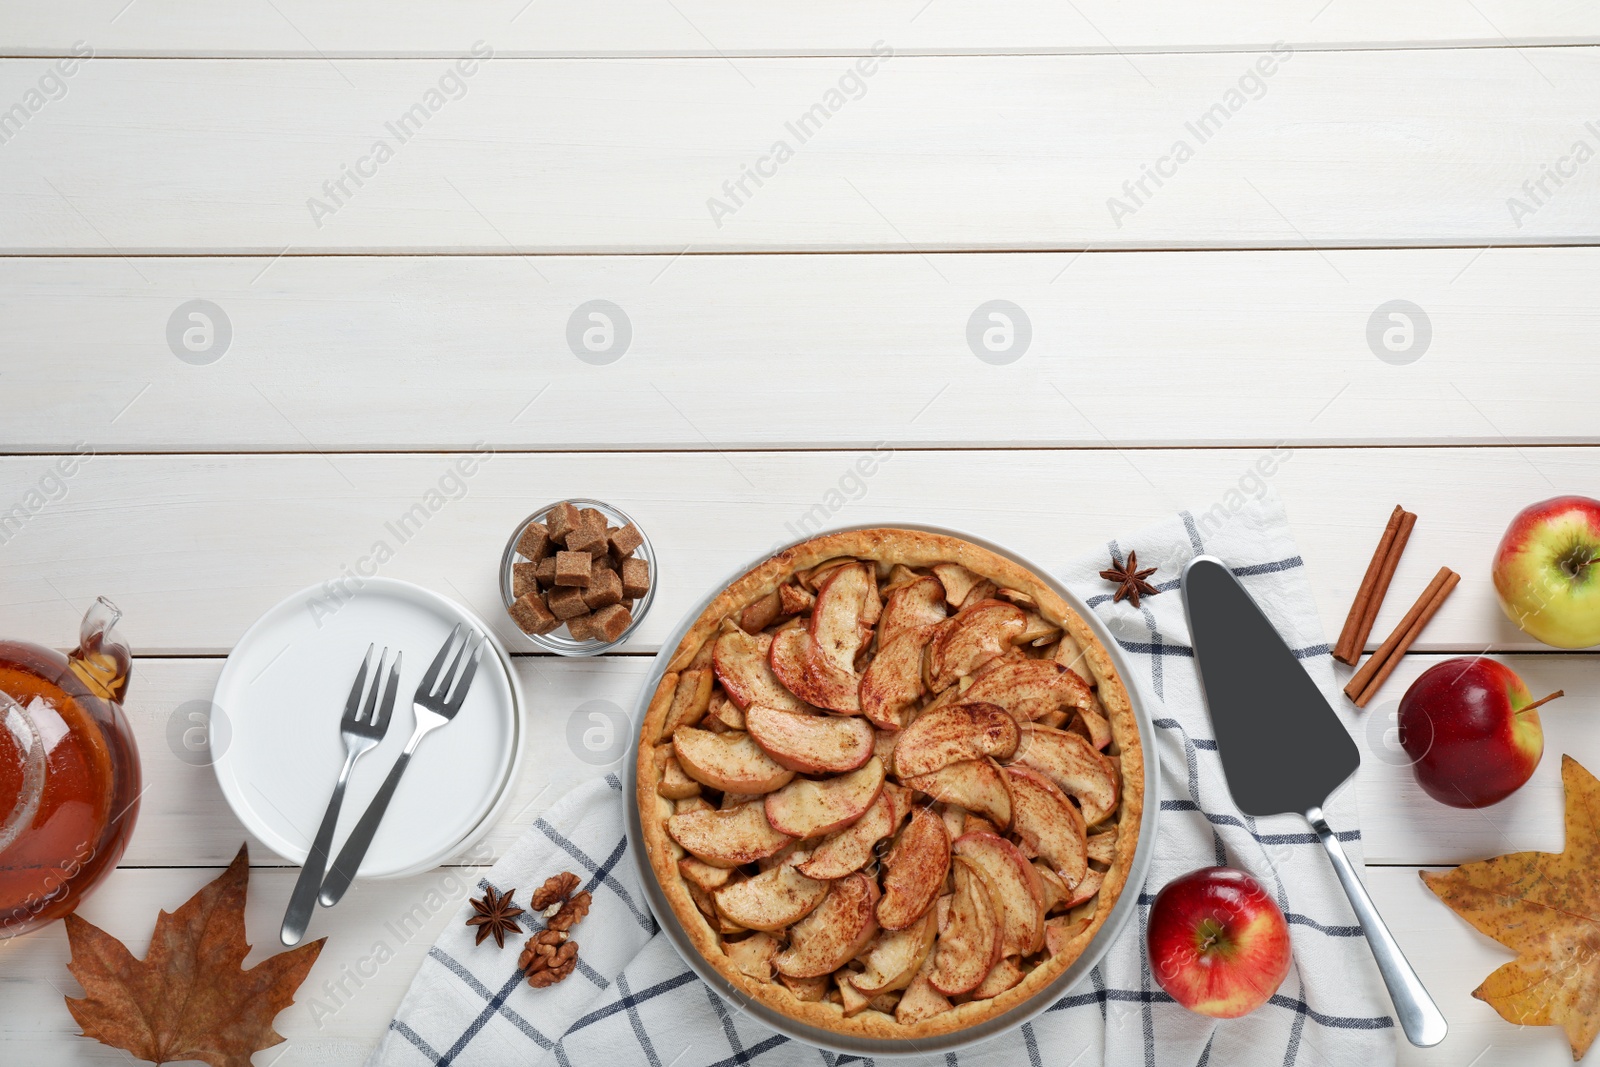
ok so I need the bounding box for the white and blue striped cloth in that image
[371,495,1395,1067]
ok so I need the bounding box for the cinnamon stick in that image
[1333,506,1409,664]
[1343,565,1450,701]
[1345,567,1460,707]
[1353,508,1417,659]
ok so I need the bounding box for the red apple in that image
[1493,495,1600,648]
[1146,867,1291,1019]
[1397,657,1561,808]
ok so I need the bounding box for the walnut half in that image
[521,929,579,988]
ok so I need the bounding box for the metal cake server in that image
[1181,555,1447,1048]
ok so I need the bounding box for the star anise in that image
[1099,550,1160,608]
[465,885,525,949]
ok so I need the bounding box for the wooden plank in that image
[0,449,1590,656]
[6,1,1597,57]
[105,653,1600,868]
[3,50,1598,253]
[5,249,1600,452]
[0,864,1575,1065]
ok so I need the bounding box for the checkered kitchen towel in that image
[372,494,1395,1067]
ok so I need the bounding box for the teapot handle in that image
[70,597,132,703]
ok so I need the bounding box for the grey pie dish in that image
[498,498,657,656]
[623,522,1160,1057]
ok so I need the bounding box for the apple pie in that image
[636,529,1143,1040]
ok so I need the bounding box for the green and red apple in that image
[1493,495,1600,648]
[1397,657,1561,808]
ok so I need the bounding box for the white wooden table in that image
[2,3,1598,1063]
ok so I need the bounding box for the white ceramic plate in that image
[212,578,524,879]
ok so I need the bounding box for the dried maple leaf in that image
[64,844,324,1067]
[1422,755,1600,1060]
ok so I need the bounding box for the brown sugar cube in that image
[590,603,632,642]
[578,507,607,534]
[609,523,645,561]
[620,557,651,599]
[515,521,553,562]
[554,550,591,587]
[547,586,590,620]
[546,502,582,544]
[508,592,559,636]
[564,522,608,557]
[512,562,542,600]
[565,612,597,641]
[533,556,558,587]
[583,567,623,610]
[590,552,617,573]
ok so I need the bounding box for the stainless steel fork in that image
[319,624,486,906]
[280,644,401,946]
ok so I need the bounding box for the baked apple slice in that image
[656,750,701,800]
[931,562,982,608]
[926,600,1027,692]
[1005,765,1088,890]
[902,757,1013,829]
[1046,915,1092,957]
[810,562,876,672]
[837,973,872,1017]
[780,973,829,1001]
[672,727,795,794]
[877,807,951,930]
[896,969,954,1024]
[1076,699,1113,750]
[795,783,908,880]
[765,757,885,838]
[714,629,812,714]
[713,861,829,931]
[1063,866,1104,909]
[1033,863,1068,913]
[928,858,1003,996]
[723,931,780,981]
[1086,830,1117,865]
[745,703,874,774]
[773,872,880,979]
[679,856,733,892]
[878,576,947,646]
[667,802,792,868]
[779,583,815,616]
[952,832,1045,958]
[705,691,745,732]
[1011,724,1119,825]
[658,668,714,739]
[959,657,1095,725]
[892,702,1020,778]
[970,956,1025,1000]
[851,909,937,995]
[857,623,938,730]
[768,627,862,714]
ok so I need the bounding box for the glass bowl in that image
[498,498,656,656]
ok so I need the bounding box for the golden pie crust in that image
[636,529,1144,1041]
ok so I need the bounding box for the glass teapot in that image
[0,599,141,937]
